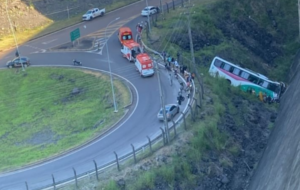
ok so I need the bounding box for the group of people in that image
[162,51,179,71]
[161,51,195,104]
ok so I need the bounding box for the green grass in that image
[0,67,129,172]
[0,0,140,51]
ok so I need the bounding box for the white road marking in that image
[42,39,57,45]
[23,45,46,54]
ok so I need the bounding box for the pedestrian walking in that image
[174,59,179,69]
[171,57,175,69]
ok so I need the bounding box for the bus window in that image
[223,63,231,71]
[248,75,259,84]
[240,71,249,79]
[214,59,222,67]
[261,81,269,88]
[127,35,132,39]
[233,68,241,75]
[122,36,127,40]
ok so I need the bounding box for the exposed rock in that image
[221,175,230,184]
[270,113,277,122]
[117,178,126,188]
[71,88,80,95]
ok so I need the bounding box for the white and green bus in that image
[209,56,286,100]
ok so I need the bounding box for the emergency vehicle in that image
[118,27,133,45]
[135,53,154,77]
[121,41,143,62]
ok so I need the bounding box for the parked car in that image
[6,57,30,68]
[82,8,105,21]
[141,6,158,16]
[157,104,180,121]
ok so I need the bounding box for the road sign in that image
[70,28,80,42]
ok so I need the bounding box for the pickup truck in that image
[82,8,105,21]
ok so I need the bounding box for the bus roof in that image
[123,41,140,49]
[119,27,132,34]
[213,56,279,84]
[136,53,152,64]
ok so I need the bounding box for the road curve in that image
[0,0,187,189]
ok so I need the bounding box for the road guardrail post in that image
[173,0,175,10]
[25,182,29,190]
[172,120,177,137]
[93,160,99,181]
[188,104,195,122]
[51,174,56,190]
[114,151,120,171]
[166,3,169,13]
[181,112,187,130]
[147,136,152,153]
[160,127,166,145]
[193,97,199,116]
[72,167,78,188]
[131,144,137,164]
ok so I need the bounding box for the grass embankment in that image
[0,67,129,172]
[0,0,139,51]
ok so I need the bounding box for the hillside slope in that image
[0,0,50,37]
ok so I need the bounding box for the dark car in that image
[6,57,30,68]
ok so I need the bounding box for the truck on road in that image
[82,8,105,21]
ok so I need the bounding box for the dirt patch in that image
[23,128,61,146]
[50,37,94,51]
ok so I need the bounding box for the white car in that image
[82,8,105,21]
[141,6,158,16]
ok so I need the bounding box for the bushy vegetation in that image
[148,0,299,82]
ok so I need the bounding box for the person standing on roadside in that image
[167,55,172,67]
[168,73,173,86]
[162,51,166,63]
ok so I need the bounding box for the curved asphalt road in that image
[0,0,188,189]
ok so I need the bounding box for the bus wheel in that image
[226,79,231,84]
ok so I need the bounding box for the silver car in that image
[157,104,180,121]
[141,6,157,16]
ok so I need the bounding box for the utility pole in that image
[298,0,300,40]
[5,0,25,71]
[155,61,170,144]
[146,0,151,33]
[160,0,163,14]
[185,4,203,107]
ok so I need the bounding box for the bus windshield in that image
[267,83,281,94]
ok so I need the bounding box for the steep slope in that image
[0,0,51,37]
